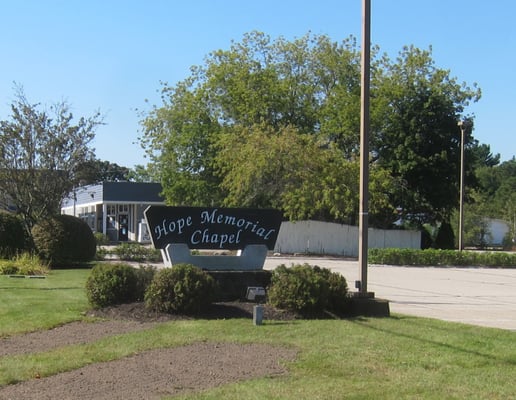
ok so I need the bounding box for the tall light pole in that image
[457,120,468,251]
[358,0,371,295]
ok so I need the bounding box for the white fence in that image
[273,220,421,257]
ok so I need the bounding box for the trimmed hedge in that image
[434,221,455,250]
[32,215,96,267]
[317,267,349,312]
[145,264,217,314]
[113,242,162,263]
[0,211,30,258]
[369,248,516,267]
[267,263,348,313]
[86,263,139,308]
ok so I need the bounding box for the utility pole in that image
[358,0,371,295]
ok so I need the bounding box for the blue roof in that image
[61,182,164,208]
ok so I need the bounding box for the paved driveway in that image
[264,256,516,331]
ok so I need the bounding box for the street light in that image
[457,119,471,251]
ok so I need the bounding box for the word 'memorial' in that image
[144,206,282,270]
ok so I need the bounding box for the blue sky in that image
[1,0,515,168]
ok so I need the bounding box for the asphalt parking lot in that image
[264,256,516,331]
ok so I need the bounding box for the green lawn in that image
[0,269,90,336]
[1,270,515,399]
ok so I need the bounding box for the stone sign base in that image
[161,243,268,271]
[207,270,272,302]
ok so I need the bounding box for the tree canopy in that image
[470,157,516,245]
[372,46,481,223]
[140,31,490,227]
[0,87,103,231]
[75,159,131,185]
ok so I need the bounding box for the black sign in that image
[144,206,282,250]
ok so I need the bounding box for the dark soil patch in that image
[0,342,297,400]
[0,302,303,399]
[0,319,158,357]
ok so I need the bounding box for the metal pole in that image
[358,0,371,294]
[458,121,466,251]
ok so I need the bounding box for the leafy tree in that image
[140,78,222,206]
[75,160,157,184]
[473,157,516,243]
[373,46,481,225]
[75,159,131,185]
[0,87,103,231]
[140,33,483,227]
[127,164,156,183]
[214,123,360,223]
[470,142,500,169]
[450,202,493,249]
[140,32,362,208]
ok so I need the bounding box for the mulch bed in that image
[86,301,303,322]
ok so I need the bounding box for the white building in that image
[61,182,165,242]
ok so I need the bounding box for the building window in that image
[107,205,116,216]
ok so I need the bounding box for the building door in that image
[106,205,117,242]
[118,214,129,241]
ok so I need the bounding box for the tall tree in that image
[373,46,481,224]
[140,33,483,227]
[0,87,103,231]
[474,157,516,243]
[75,159,131,185]
[215,123,398,226]
[140,79,222,206]
[140,32,362,207]
[127,164,155,183]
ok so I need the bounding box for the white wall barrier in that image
[273,220,421,257]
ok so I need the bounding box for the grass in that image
[0,269,90,336]
[1,270,515,399]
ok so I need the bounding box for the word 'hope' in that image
[154,216,192,240]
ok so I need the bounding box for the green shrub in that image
[134,265,157,301]
[502,232,515,251]
[267,264,331,314]
[0,262,19,275]
[94,232,110,246]
[14,253,49,275]
[95,246,108,261]
[114,242,161,262]
[420,227,433,249]
[316,266,349,312]
[0,253,49,275]
[32,215,96,267]
[145,264,216,314]
[368,248,516,267]
[86,263,139,308]
[0,211,31,258]
[435,221,455,250]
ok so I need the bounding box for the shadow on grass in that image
[350,316,516,366]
